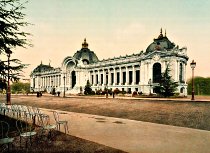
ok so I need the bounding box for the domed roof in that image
[32,62,54,73]
[146,29,175,53]
[73,39,99,64]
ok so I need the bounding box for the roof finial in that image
[158,28,163,39]
[41,61,42,65]
[82,38,88,48]
[165,29,167,37]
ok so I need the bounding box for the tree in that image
[0,0,31,87]
[187,77,210,95]
[0,77,7,90]
[11,81,30,94]
[155,64,178,97]
[84,80,92,95]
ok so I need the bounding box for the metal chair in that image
[16,117,37,148]
[33,107,49,127]
[0,103,6,115]
[0,121,14,152]
[53,111,69,133]
[37,114,56,142]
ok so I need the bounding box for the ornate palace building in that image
[30,29,189,96]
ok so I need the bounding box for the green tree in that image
[0,0,31,87]
[155,64,178,97]
[84,80,92,95]
[187,77,210,95]
[0,77,7,90]
[11,81,30,94]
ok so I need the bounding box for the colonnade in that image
[89,64,140,92]
[33,74,61,92]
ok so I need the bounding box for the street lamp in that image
[6,49,12,105]
[148,78,152,95]
[190,60,196,100]
[63,74,66,98]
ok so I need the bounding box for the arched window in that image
[179,63,184,83]
[153,63,161,83]
[180,87,184,93]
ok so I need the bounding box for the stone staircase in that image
[66,86,81,95]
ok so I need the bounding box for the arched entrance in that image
[153,63,161,83]
[71,71,76,88]
[153,63,161,93]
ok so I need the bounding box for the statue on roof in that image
[82,38,88,48]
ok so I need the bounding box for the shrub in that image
[132,91,137,97]
[91,91,95,95]
[113,88,120,95]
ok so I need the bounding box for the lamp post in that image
[190,60,196,100]
[6,49,12,105]
[63,74,66,98]
[148,78,152,95]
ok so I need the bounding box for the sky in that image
[11,0,210,80]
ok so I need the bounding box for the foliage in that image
[51,88,56,95]
[84,80,92,95]
[187,77,210,95]
[0,0,31,86]
[113,88,120,95]
[95,89,102,95]
[11,81,30,94]
[0,78,7,90]
[132,91,137,97]
[155,64,178,97]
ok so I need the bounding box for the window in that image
[123,72,126,85]
[129,71,132,84]
[179,63,184,83]
[153,63,161,83]
[117,72,120,84]
[136,70,140,84]
[111,73,114,84]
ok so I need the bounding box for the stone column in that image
[176,60,179,82]
[184,63,186,84]
[114,68,117,85]
[120,67,123,85]
[108,69,111,85]
[59,75,61,86]
[126,66,129,85]
[89,72,92,84]
[45,76,47,87]
[98,69,101,85]
[132,66,136,85]
[93,71,96,86]
[103,69,106,86]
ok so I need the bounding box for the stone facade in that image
[30,29,189,96]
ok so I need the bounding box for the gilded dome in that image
[73,39,99,64]
[146,29,175,53]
